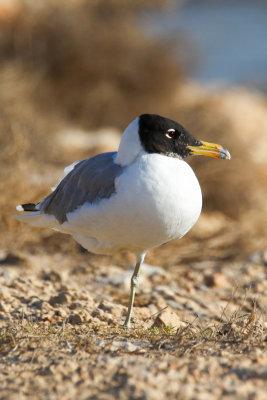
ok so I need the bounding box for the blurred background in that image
[0,0,267,260]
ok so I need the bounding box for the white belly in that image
[65,153,202,255]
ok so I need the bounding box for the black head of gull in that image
[116,114,230,167]
[138,113,231,160]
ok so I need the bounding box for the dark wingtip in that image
[16,203,37,212]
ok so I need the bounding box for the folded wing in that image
[15,152,124,226]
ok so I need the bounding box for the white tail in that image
[12,212,57,228]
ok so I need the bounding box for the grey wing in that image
[39,152,123,224]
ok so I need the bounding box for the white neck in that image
[115,117,143,166]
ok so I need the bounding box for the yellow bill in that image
[187,141,231,160]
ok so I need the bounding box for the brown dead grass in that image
[0,0,266,256]
[0,297,265,359]
[0,0,182,252]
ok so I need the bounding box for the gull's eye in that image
[166,129,176,139]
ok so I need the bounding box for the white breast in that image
[66,153,202,255]
[113,153,202,249]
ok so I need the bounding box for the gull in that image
[14,114,231,328]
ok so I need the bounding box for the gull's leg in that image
[123,252,146,329]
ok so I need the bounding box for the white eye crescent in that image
[166,129,175,139]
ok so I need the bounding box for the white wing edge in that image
[51,160,80,191]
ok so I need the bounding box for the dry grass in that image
[0,0,267,254]
[1,294,265,361]
[0,0,182,252]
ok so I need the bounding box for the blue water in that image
[141,0,267,90]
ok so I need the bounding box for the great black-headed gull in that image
[14,114,231,328]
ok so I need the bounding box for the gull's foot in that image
[123,318,131,329]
